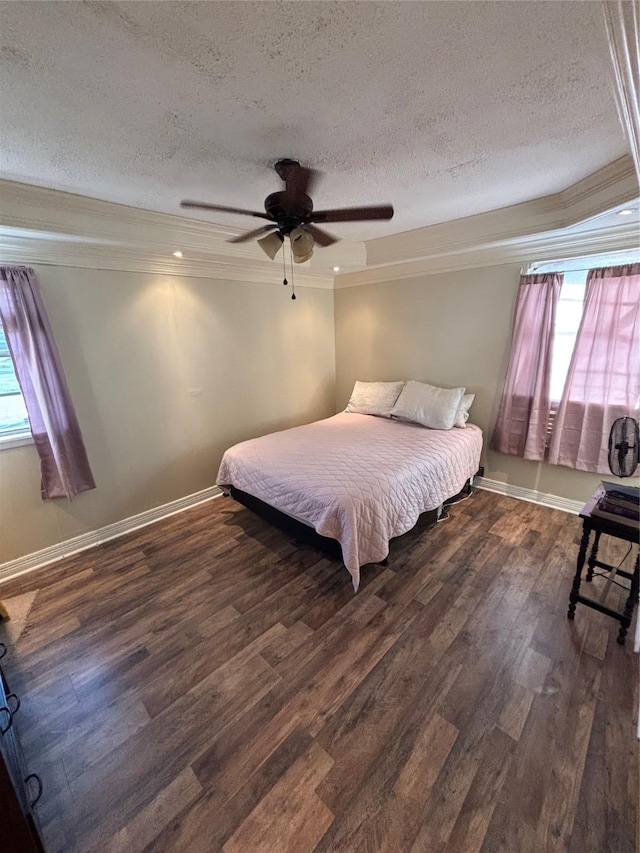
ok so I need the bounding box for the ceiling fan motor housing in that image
[264,191,313,234]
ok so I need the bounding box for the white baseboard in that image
[476,476,583,515]
[0,478,582,586]
[0,486,223,585]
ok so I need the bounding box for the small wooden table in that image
[567,485,639,645]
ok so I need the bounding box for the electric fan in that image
[607,417,639,477]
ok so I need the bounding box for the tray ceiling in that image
[0,1,629,240]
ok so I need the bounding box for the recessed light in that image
[333,266,340,272]
[618,209,635,216]
[172,250,183,258]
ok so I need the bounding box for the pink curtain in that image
[549,263,640,474]
[490,272,562,460]
[0,266,95,499]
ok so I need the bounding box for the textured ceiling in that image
[0,1,629,240]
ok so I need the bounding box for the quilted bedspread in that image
[217,412,483,590]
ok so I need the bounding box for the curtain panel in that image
[490,272,562,461]
[548,263,640,474]
[0,266,95,499]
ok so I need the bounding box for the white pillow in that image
[391,380,465,430]
[345,380,405,418]
[454,393,475,428]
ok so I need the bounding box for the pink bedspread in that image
[217,413,483,590]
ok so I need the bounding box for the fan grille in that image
[608,416,639,477]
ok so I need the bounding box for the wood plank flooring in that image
[0,490,637,852]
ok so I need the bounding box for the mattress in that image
[217,412,483,590]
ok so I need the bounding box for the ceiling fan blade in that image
[304,223,338,247]
[310,205,394,223]
[180,201,272,220]
[228,224,279,244]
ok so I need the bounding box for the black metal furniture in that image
[567,486,639,645]
[0,642,44,852]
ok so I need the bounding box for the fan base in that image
[264,191,312,233]
[274,158,300,180]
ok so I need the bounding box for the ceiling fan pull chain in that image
[282,245,288,286]
[289,242,296,300]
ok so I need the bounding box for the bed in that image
[217,411,483,590]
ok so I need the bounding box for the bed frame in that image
[227,467,483,566]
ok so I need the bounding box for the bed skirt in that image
[227,475,477,567]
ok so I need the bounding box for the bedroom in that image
[0,1,638,851]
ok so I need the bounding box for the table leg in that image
[617,554,640,645]
[568,522,590,620]
[586,530,601,582]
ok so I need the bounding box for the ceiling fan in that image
[180,159,394,263]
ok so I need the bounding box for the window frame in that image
[0,324,32,449]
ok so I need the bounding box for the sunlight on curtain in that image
[0,266,96,499]
[548,264,640,473]
[490,273,562,461]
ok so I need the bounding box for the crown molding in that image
[0,234,335,289]
[364,155,639,269]
[602,1,640,180]
[0,157,636,288]
[0,179,365,284]
[0,178,240,246]
[336,221,639,288]
[563,155,637,211]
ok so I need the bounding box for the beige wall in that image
[0,256,626,565]
[334,263,606,503]
[0,266,335,562]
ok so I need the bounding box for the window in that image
[529,249,640,404]
[0,322,31,442]
[492,249,639,469]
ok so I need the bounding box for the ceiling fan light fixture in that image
[293,248,313,264]
[290,227,314,264]
[258,230,284,259]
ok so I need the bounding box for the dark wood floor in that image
[0,490,637,853]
